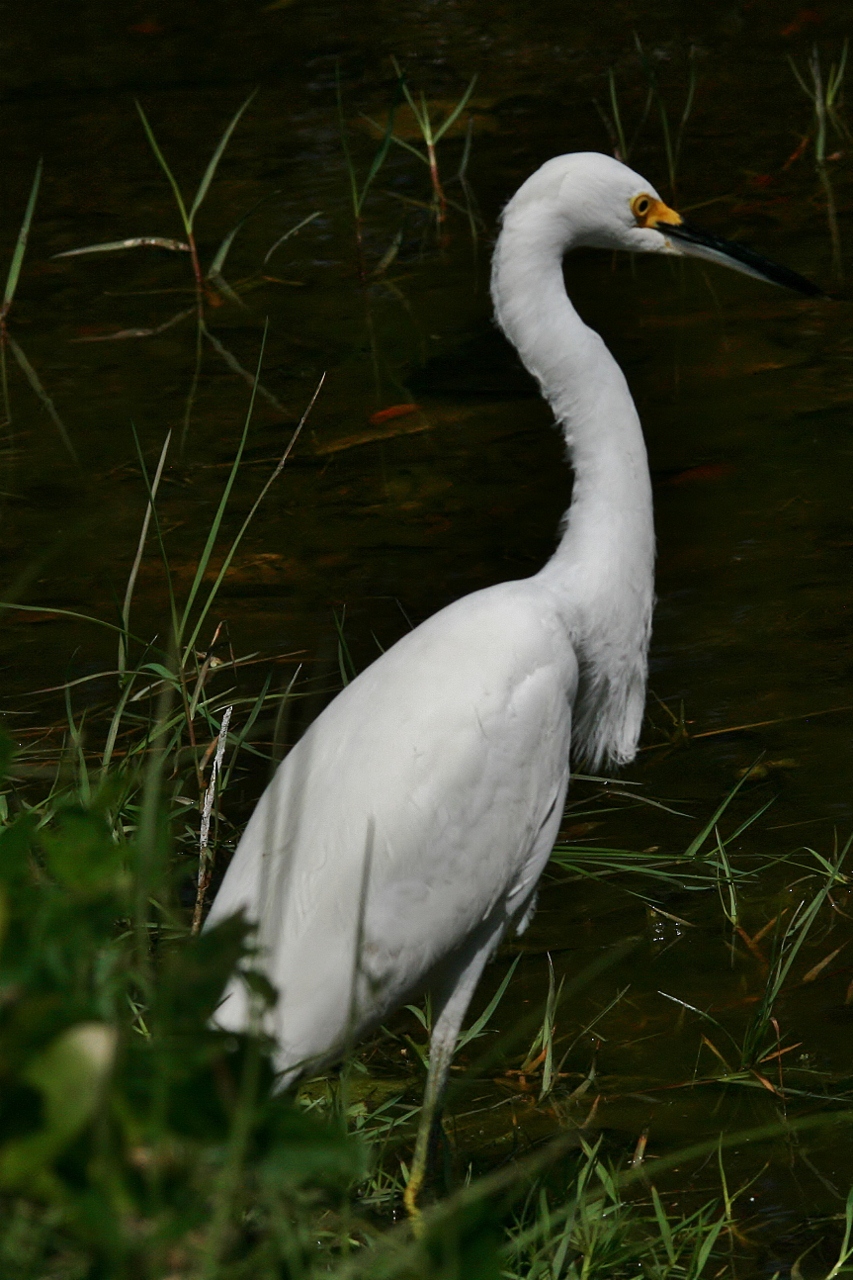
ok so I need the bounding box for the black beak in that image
[661,219,826,298]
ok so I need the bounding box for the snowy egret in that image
[205,153,819,1215]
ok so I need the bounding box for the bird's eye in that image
[631,193,653,224]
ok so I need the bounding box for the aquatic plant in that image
[337,64,399,272]
[55,94,256,294]
[596,40,698,197]
[52,94,315,442]
[789,42,850,280]
[386,59,478,228]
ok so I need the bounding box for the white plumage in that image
[208,582,575,1076]
[205,152,816,1212]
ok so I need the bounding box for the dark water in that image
[2,1,853,1269]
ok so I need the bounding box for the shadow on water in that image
[2,1,853,1271]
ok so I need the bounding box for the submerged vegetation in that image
[1,31,853,1280]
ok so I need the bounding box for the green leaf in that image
[683,770,754,859]
[259,1101,364,1188]
[7,336,78,464]
[0,814,37,884]
[208,222,246,280]
[433,74,478,143]
[693,1214,727,1276]
[4,159,42,311]
[262,209,322,266]
[424,1199,503,1280]
[457,955,520,1052]
[40,807,124,894]
[180,327,287,660]
[651,1185,676,1264]
[136,100,191,235]
[0,1022,116,1192]
[155,914,255,1034]
[189,90,257,226]
[139,661,180,682]
[0,602,133,638]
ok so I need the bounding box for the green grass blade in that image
[336,64,361,223]
[788,55,814,101]
[359,108,398,212]
[1,341,10,426]
[608,68,628,160]
[119,430,172,676]
[418,89,434,145]
[4,158,42,311]
[189,90,257,227]
[827,46,846,108]
[54,236,190,259]
[433,73,478,143]
[206,274,246,310]
[457,114,474,180]
[262,210,322,266]
[651,1186,676,1264]
[334,608,357,686]
[742,842,849,1064]
[206,188,283,276]
[220,670,274,792]
[0,601,133,638]
[457,955,520,1052]
[386,131,431,164]
[693,1215,727,1276]
[657,989,740,1056]
[683,770,755,859]
[183,372,323,663]
[772,852,846,995]
[714,826,738,927]
[659,99,675,194]
[201,321,286,412]
[177,402,256,653]
[676,52,698,167]
[210,211,259,277]
[135,100,191,235]
[7,336,78,464]
[826,1186,853,1278]
[179,327,276,660]
[391,56,427,134]
[603,789,693,817]
[130,421,180,647]
[101,672,142,773]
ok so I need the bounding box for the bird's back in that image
[206,575,578,1078]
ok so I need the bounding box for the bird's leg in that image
[403,921,503,1227]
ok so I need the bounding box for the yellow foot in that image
[403,1170,426,1236]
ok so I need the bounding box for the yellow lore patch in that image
[630,193,683,229]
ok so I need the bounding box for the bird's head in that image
[505,152,823,297]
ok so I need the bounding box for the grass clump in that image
[0,736,363,1280]
[789,42,850,280]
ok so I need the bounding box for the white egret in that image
[205,153,819,1215]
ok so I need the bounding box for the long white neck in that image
[491,203,655,768]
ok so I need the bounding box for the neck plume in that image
[491,195,655,769]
